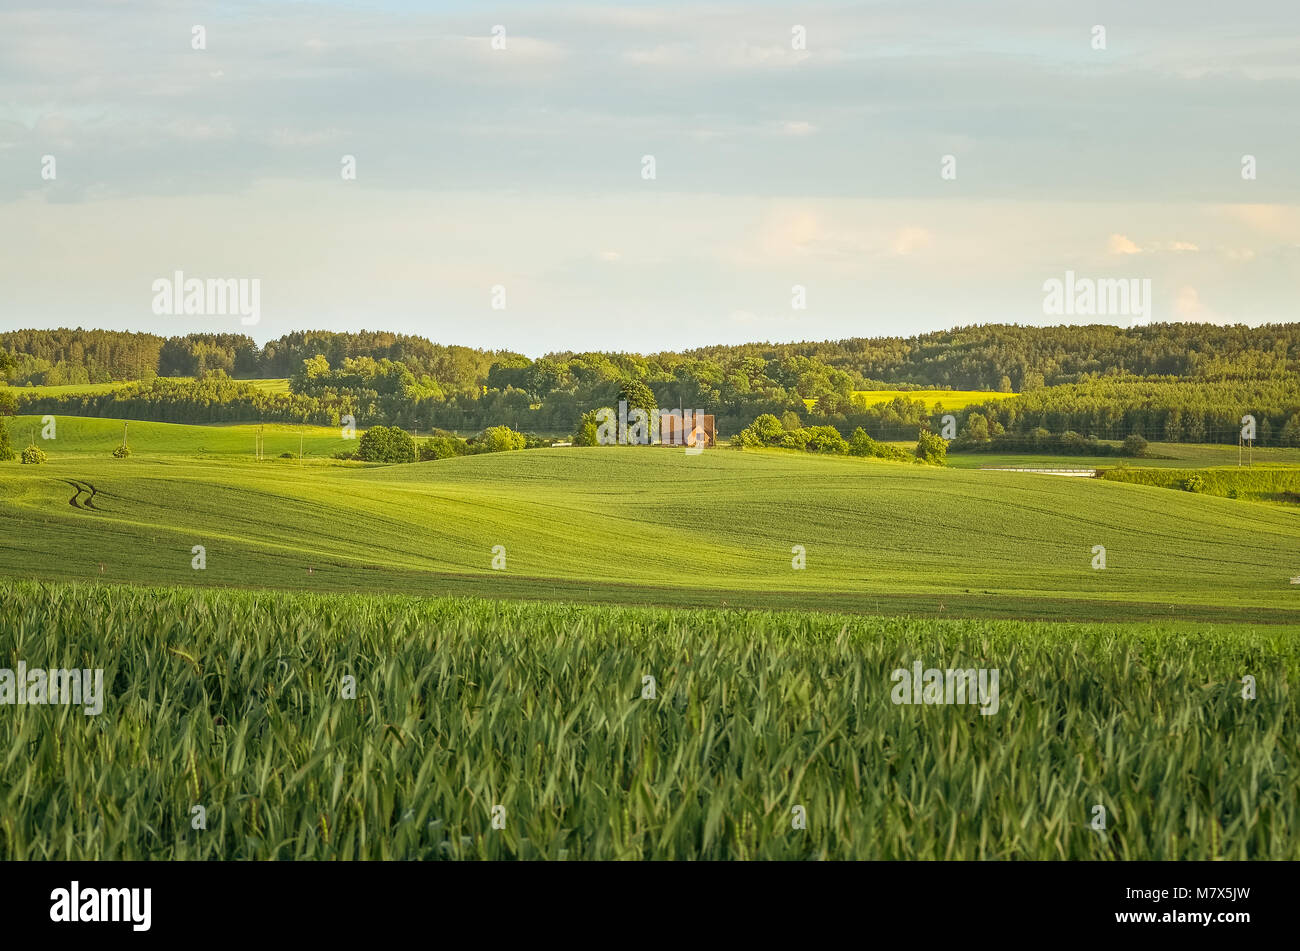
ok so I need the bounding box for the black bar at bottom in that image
[0,860,1283,939]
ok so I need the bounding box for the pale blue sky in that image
[1,0,1297,355]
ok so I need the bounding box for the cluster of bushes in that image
[338,425,539,464]
[954,424,1152,458]
[952,428,1123,457]
[733,414,945,465]
[849,428,918,462]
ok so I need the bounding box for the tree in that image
[915,429,947,465]
[1120,434,1148,457]
[1280,413,1300,448]
[617,379,657,416]
[962,412,990,441]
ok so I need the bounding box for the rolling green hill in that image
[3,414,348,458]
[1,417,1297,624]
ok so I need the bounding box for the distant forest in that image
[3,324,1299,444]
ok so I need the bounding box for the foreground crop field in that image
[1,582,1297,860]
[1,418,1298,623]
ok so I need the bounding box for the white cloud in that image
[1108,233,1142,255]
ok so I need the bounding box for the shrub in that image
[802,425,849,454]
[356,425,417,463]
[478,426,527,453]
[419,434,470,460]
[1181,474,1206,493]
[572,411,600,447]
[915,429,948,465]
[848,427,876,457]
[111,445,131,459]
[1120,434,1149,457]
[734,414,784,449]
[21,445,47,465]
[0,422,14,462]
[779,429,812,451]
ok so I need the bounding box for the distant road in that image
[979,466,1098,477]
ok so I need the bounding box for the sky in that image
[1,0,1297,357]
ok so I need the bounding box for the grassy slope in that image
[1,419,1297,624]
[4,580,1295,860]
[5,414,347,458]
[934,440,1300,470]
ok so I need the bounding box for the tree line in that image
[3,324,1299,445]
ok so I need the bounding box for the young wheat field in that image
[1,581,1296,860]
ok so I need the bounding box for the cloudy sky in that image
[1,0,1297,355]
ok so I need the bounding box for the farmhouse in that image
[595,401,717,446]
[659,410,716,447]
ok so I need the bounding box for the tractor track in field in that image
[62,479,102,511]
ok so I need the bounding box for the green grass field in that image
[4,381,133,398]
[3,378,290,398]
[1,417,1298,624]
[4,414,348,459]
[932,440,1300,470]
[2,580,1296,860]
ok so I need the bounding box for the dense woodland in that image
[3,324,1299,445]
